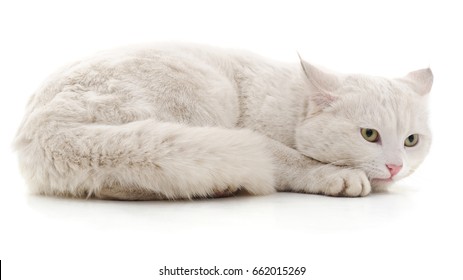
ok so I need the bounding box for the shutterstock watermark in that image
[158,266,307,277]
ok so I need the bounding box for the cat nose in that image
[386,164,402,177]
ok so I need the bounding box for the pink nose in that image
[386,164,402,177]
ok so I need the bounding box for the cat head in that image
[295,59,433,190]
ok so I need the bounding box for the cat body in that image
[14,43,433,200]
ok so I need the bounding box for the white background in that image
[0,0,462,279]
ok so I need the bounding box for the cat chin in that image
[371,178,394,192]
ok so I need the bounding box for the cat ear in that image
[402,68,433,96]
[298,54,342,108]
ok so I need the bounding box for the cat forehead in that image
[332,76,429,133]
[340,75,425,105]
[342,75,410,95]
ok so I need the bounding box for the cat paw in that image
[323,169,371,197]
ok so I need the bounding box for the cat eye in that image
[404,134,419,147]
[360,128,380,143]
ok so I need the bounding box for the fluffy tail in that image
[14,119,275,200]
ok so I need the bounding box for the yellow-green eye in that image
[404,134,419,147]
[361,128,380,142]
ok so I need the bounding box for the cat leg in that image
[266,138,371,197]
[15,119,276,200]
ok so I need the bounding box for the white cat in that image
[14,43,433,200]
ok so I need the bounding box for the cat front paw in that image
[323,169,371,197]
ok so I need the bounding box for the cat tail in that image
[14,119,276,200]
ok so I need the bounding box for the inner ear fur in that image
[401,68,433,95]
[298,55,342,109]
